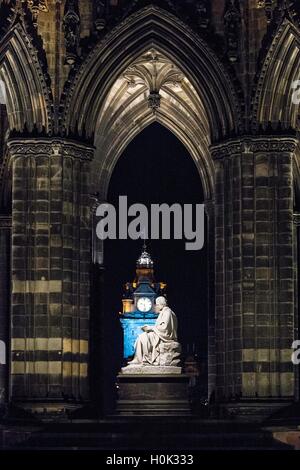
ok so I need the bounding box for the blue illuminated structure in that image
[119,244,167,360]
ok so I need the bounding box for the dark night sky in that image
[102,123,208,387]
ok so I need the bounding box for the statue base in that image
[121,365,182,374]
[116,368,190,415]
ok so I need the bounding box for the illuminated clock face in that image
[137,297,152,313]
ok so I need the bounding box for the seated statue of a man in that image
[129,296,181,367]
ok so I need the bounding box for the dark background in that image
[101,123,208,411]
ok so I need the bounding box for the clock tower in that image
[119,244,167,359]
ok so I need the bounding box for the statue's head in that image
[155,296,167,313]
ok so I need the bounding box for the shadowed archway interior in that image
[101,122,207,413]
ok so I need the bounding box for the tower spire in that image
[136,240,153,268]
[142,231,147,252]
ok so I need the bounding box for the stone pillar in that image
[211,136,297,408]
[0,216,11,405]
[7,138,94,411]
[293,212,300,402]
[89,195,105,413]
[90,195,104,267]
[205,200,216,402]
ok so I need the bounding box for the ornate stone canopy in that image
[93,48,211,199]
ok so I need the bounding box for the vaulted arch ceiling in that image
[63,6,241,141]
[0,23,52,133]
[94,48,213,200]
[63,6,241,201]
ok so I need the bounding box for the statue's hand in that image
[141,325,152,332]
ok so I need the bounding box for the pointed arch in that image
[0,23,53,133]
[63,6,241,200]
[63,5,241,143]
[96,107,213,201]
[253,18,300,130]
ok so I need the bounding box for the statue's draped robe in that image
[132,307,179,365]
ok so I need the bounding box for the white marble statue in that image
[128,296,181,367]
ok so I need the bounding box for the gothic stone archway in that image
[0,2,298,419]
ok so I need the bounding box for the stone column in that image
[0,216,11,405]
[89,195,105,413]
[205,200,216,402]
[211,136,297,406]
[293,212,300,402]
[7,138,94,411]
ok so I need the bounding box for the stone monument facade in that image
[0,0,299,418]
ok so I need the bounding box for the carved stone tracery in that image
[7,139,94,161]
[63,0,81,65]
[94,0,106,31]
[224,0,241,63]
[123,49,184,114]
[19,0,49,27]
[211,136,298,160]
